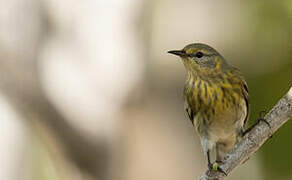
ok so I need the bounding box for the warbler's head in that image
[168,43,228,74]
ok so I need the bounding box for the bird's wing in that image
[229,66,249,127]
[241,81,249,126]
[184,101,195,125]
[230,67,249,126]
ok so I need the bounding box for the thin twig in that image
[200,86,292,180]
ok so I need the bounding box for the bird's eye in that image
[195,52,204,58]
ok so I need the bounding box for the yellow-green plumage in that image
[168,43,249,169]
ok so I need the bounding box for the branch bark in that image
[200,86,292,180]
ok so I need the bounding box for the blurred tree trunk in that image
[0,0,144,180]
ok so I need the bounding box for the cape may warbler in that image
[168,43,249,171]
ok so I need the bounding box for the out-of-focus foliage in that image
[244,1,292,179]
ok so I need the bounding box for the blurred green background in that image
[0,0,291,180]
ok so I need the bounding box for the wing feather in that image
[184,101,195,125]
[242,81,249,126]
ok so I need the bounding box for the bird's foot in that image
[208,162,227,176]
[243,110,272,137]
[257,110,271,129]
[215,160,223,164]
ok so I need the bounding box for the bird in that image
[168,43,249,172]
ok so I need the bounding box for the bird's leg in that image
[207,149,212,169]
[243,110,271,137]
[206,150,227,176]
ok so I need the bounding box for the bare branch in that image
[200,87,292,180]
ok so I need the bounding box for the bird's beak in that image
[167,50,186,57]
